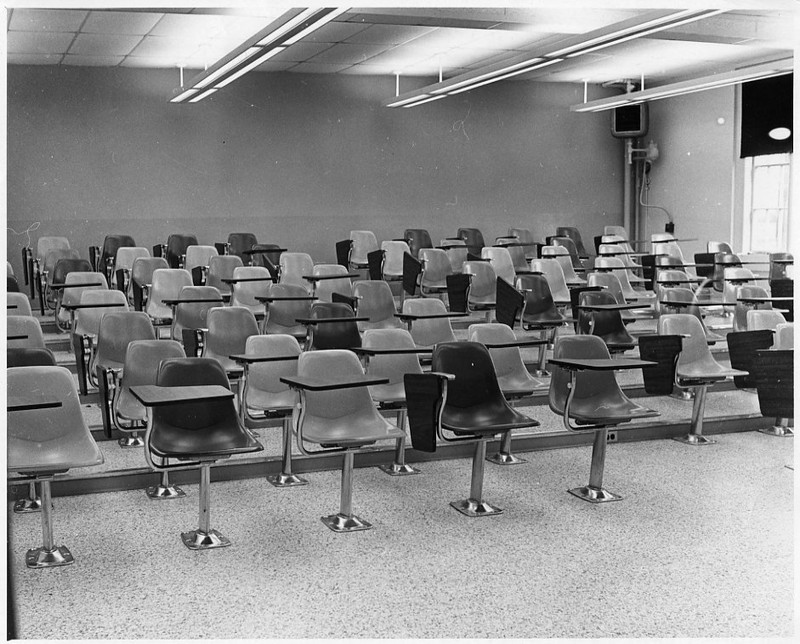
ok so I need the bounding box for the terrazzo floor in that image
[8,431,794,639]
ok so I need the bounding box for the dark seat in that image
[555,226,590,258]
[225,232,259,263]
[262,282,314,340]
[751,348,793,437]
[8,366,104,568]
[457,227,485,257]
[405,342,539,517]
[404,228,433,258]
[140,357,263,549]
[163,233,198,269]
[548,335,658,502]
[576,290,636,353]
[93,234,136,281]
[516,272,570,375]
[305,301,362,350]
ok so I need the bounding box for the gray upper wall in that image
[6,65,624,271]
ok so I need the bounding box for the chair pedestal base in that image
[181,529,231,550]
[378,462,421,476]
[267,472,309,487]
[146,483,186,500]
[321,513,373,533]
[671,389,695,401]
[118,435,144,448]
[450,498,504,517]
[673,433,715,445]
[14,497,42,514]
[486,451,527,465]
[568,485,622,504]
[25,545,74,569]
[759,425,794,437]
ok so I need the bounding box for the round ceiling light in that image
[768,127,791,141]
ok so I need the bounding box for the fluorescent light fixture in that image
[385,8,724,108]
[402,95,446,108]
[171,7,349,104]
[570,59,794,112]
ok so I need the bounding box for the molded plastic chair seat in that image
[577,290,636,353]
[170,285,224,344]
[130,256,169,310]
[262,283,313,339]
[530,258,571,304]
[184,245,219,284]
[774,322,793,349]
[113,247,150,292]
[7,347,56,368]
[226,232,258,263]
[163,233,198,269]
[659,287,722,343]
[7,290,33,316]
[229,265,273,318]
[7,315,46,349]
[548,335,658,502]
[279,252,315,293]
[555,226,590,258]
[404,228,433,258]
[310,263,353,302]
[405,342,539,517]
[286,349,404,531]
[380,240,410,281]
[734,284,771,331]
[542,245,585,284]
[353,280,402,331]
[95,234,136,279]
[348,230,379,269]
[206,255,244,297]
[507,227,539,259]
[305,301,362,350]
[462,260,497,318]
[8,366,104,567]
[400,297,458,347]
[145,268,193,326]
[481,246,517,285]
[202,306,260,375]
[457,227,485,257]
[418,248,451,296]
[441,238,468,273]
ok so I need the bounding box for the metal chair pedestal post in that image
[25,479,74,569]
[674,384,715,445]
[119,429,145,448]
[486,430,526,465]
[14,481,43,513]
[450,439,504,516]
[322,451,373,533]
[146,470,186,500]
[759,418,793,437]
[267,417,309,487]
[567,427,622,503]
[181,463,229,550]
[378,409,421,476]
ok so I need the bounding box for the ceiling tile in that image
[303,21,370,44]
[69,33,143,57]
[62,54,124,67]
[7,31,75,55]
[287,62,354,74]
[343,24,436,46]
[82,11,164,36]
[149,13,267,41]
[6,52,64,65]
[8,8,87,33]
[307,42,391,65]
[271,42,334,63]
[250,60,297,73]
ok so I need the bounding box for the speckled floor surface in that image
[8,431,793,639]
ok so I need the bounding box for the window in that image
[743,153,792,252]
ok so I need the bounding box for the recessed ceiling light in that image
[768,127,791,141]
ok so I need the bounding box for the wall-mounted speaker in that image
[611,103,649,139]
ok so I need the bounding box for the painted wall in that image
[6,65,625,275]
[643,87,741,260]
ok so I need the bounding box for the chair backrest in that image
[307,301,361,350]
[555,226,588,257]
[7,366,103,474]
[577,290,634,348]
[551,236,583,268]
[481,247,515,285]
[114,247,150,274]
[206,254,244,295]
[59,271,108,310]
[262,283,312,339]
[723,267,756,306]
[131,256,169,287]
[171,285,224,340]
[586,271,625,304]
[73,288,129,338]
[42,249,81,279]
[657,313,713,371]
[100,234,136,269]
[441,238,468,273]
[548,334,626,417]
[94,311,157,371]
[348,231,379,267]
[708,241,733,254]
[530,258,570,303]
[115,339,186,421]
[542,245,582,282]
[7,315,45,349]
[311,263,353,302]
[380,240,410,279]
[7,292,33,317]
[146,268,193,321]
[418,248,451,291]
[279,252,314,292]
[734,284,771,331]
[604,225,628,238]
[184,245,219,272]
[227,232,259,262]
[229,265,272,315]
[362,328,422,402]
[165,233,198,268]
[241,334,301,411]
[774,322,794,350]
[401,297,456,347]
[7,347,56,367]
[203,306,260,372]
[36,236,71,263]
[50,257,91,286]
[457,228,485,256]
[516,273,562,325]
[467,322,529,384]
[746,308,786,332]
[353,280,401,331]
[404,229,433,258]
[507,227,538,259]
[496,242,530,271]
[296,349,379,426]
[462,261,497,307]
[769,252,793,280]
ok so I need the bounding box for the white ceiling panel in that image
[68,33,143,57]
[62,54,125,67]
[6,52,64,65]
[287,62,355,74]
[270,42,335,64]
[8,8,87,33]
[81,11,164,36]
[308,42,393,66]
[343,24,436,46]
[8,31,74,55]
[303,21,371,44]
